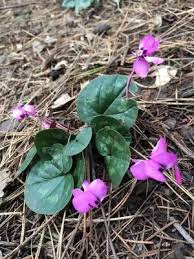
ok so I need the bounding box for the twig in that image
[101,205,119,259]
[0,3,36,10]
[57,211,66,258]
[125,69,134,98]
[0,212,22,216]
[61,214,83,258]
[35,227,45,259]
[170,217,194,248]
[3,215,56,259]
[162,126,194,159]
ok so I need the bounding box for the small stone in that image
[32,40,46,54]
[93,23,111,35]
[164,118,176,129]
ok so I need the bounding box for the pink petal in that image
[82,180,90,191]
[174,166,182,185]
[145,160,166,182]
[145,56,164,65]
[72,190,97,213]
[42,120,56,129]
[133,57,149,78]
[72,189,83,197]
[151,152,177,169]
[130,160,149,180]
[23,104,37,117]
[11,105,26,121]
[151,137,167,157]
[139,34,160,55]
[87,179,108,201]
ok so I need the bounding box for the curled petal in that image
[130,159,166,182]
[151,137,167,157]
[151,137,177,169]
[23,104,37,117]
[145,160,166,182]
[151,152,177,169]
[139,34,160,55]
[83,179,107,202]
[11,105,26,121]
[88,179,108,201]
[174,166,182,185]
[133,57,149,78]
[72,190,97,213]
[82,180,90,191]
[145,56,164,65]
[130,160,149,180]
[72,189,83,197]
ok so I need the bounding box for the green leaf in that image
[77,74,138,129]
[96,127,130,187]
[65,127,92,156]
[91,115,132,144]
[71,153,85,188]
[35,129,69,157]
[45,144,72,174]
[25,160,74,215]
[91,115,131,143]
[16,146,37,176]
[62,0,97,12]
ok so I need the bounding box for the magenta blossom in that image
[41,119,56,129]
[130,137,182,185]
[72,179,108,213]
[22,104,37,117]
[133,35,164,78]
[11,105,26,121]
[11,104,37,121]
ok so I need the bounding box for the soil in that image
[1,0,194,258]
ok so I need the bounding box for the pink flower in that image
[72,189,97,213]
[23,104,37,117]
[11,104,37,121]
[82,179,107,201]
[41,119,56,129]
[133,35,164,78]
[130,137,182,185]
[72,179,108,213]
[11,105,26,121]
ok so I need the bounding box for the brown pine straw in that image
[1,0,194,258]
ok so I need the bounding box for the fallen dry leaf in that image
[153,65,178,87]
[51,93,71,109]
[153,14,162,28]
[0,168,12,198]
[32,40,46,54]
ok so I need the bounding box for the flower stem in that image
[125,69,134,98]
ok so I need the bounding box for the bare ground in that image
[1,0,194,258]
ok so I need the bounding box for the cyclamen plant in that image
[13,34,181,215]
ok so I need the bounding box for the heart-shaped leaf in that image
[17,146,37,176]
[25,160,74,214]
[96,127,130,186]
[71,153,85,188]
[45,144,72,174]
[77,74,138,129]
[65,127,92,156]
[62,0,98,13]
[91,115,131,144]
[35,129,69,157]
